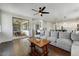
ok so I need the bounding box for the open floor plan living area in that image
[0,3,79,56]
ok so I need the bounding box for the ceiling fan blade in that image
[34,13,39,15]
[42,12,49,14]
[41,7,46,11]
[32,9,38,12]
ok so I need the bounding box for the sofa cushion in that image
[59,32,70,39]
[57,38,72,47]
[51,31,58,38]
[47,37,57,42]
[56,38,72,51]
[50,41,57,46]
[71,32,79,41]
[47,37,57,47]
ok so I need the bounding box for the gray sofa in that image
[20,31,79,55]
[47,31,73,52]
[71,32,79,55]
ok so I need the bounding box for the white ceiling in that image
[0,3,79,22]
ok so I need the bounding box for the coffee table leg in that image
[31,43,35,55]
[42,45,48,56]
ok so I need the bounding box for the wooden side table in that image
[29,38,49,56]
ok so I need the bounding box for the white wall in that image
[0,10,32,42]
[46,22,54,31]
[30,19,53,31]
[1,11,13,41]
[0,10,1,32]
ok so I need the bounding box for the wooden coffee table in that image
[29,38,49,56]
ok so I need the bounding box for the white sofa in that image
[47,31,72,52]
[71,41,79,56]
[21,30,79,55]
[71,32,79,56]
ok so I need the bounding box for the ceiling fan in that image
[32,6,49,16]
